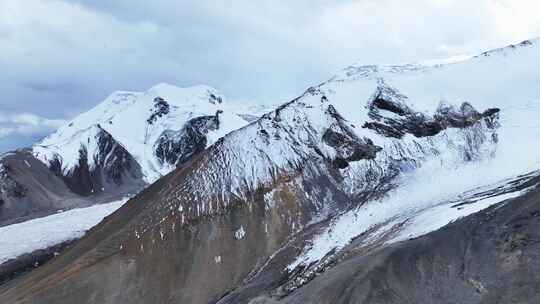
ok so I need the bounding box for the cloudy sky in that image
[1,0,540,152]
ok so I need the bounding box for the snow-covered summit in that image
[33,83,265,183]
[336,38,538,82]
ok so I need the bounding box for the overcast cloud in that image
[1,0,540,152]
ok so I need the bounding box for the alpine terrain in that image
[0,83,268,226]
[2,39,540,303]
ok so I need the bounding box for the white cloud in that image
[0,111,65,152]
[0,127,15,139]
[2,113,65,129]
[0,112,65,132]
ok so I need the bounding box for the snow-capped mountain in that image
[0,83,270,225]
[33,83,264,183]
[3,39,540,304]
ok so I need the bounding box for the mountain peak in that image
[31,82,267,184]
[147,83,223,105]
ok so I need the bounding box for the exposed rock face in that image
[155,111,222,167]
[209,93,223,104]
[45,125,143,196]
[363,84,500,139]
[322,105,382,168]
[146,97,170,124]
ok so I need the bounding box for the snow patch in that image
[0,198,128,264]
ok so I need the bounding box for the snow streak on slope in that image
[0,198,128,264]
[33,83,267,182]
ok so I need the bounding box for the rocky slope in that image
[0,84,268,225]
[2,39,540,303]
[252,176,540,304]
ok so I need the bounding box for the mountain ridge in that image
[2,38,540,303]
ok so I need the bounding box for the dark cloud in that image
[1,0,539,153]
